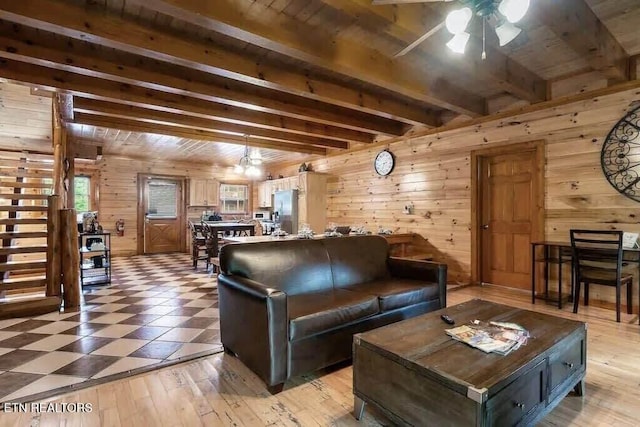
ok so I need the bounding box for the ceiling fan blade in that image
[372,0,453,5]
[394,21,445,58]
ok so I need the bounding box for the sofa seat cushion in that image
[343,278,440,312]
[288,289,380,340]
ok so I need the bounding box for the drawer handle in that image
[563,362,574,368]
[515,402,525,411]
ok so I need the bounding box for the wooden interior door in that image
[480,151,536,290]
[141,176,184,254]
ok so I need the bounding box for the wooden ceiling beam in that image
[73,113,327,156]
[0,58,373,144]
[324,0,547,103]
[533,0,629,82]
[73,98,349,150]
[123,0,485,116]
[56,93,74,122]
[0,26,420,134]
[0,0,444,127]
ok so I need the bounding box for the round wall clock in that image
[374,149,395,176]
[601,104,640,202]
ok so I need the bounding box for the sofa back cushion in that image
[219,240,333,295]
[321,235,390,288]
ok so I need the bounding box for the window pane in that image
[74,176,91,212]
[148,180,177,217]
[220,184,248,213]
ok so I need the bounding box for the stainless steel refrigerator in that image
[273,189,298,234]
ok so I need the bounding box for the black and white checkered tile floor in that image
[0,253,221,403]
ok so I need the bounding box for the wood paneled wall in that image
[97,156,250,256]
[0,83,51,151]
[274,87,640,305]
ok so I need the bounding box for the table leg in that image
[531,243,536,304]
[569,256,575,303]
[573,380,585,397]
[354,396,366,421]
[558,249,563,309]
[544,245,549,299]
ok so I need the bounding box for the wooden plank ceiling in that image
[0,0,638,168]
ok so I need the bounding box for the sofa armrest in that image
[218,274,288,386]
[387,257,448,308]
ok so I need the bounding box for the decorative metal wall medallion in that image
[601,104,640,202]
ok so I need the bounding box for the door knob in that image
[482,224,489,230]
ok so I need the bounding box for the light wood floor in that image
[1,284,639,426]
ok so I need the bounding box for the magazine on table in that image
[445,321,529,356]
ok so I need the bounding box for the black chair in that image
[189,221,208,270]
[570,230,633,322]
[200,221,220,272]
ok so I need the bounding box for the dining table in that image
[201,221,256,236]
[531,240,640,309]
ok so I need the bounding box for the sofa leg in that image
[354,396,366,420]
[267,383,284,394]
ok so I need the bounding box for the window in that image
[147,179,178,217]
[220,184,248,213]
[74,176,91,212]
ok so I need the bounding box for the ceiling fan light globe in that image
[498,0,530,23]
[446,32,470,54]
[234,164,245,174]
[495,22,522,46]
[445,7,472,34]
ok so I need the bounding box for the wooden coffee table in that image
[353,299,586,426]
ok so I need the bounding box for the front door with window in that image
[141,176,184,254]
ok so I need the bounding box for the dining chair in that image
[570,229,633,322]
[200,221,220,272]
[189,221,208,270]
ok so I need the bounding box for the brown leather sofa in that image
[217,235,447,392]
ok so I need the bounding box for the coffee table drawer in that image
[549,333,585,398]
[486,360,546,427]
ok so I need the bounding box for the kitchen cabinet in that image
[257,173,326,232]
[297,172,327,234]
[258,176,300,207]
[189,178,219,206]
[257,181,273,208]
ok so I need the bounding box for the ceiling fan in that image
[372,0,531,59]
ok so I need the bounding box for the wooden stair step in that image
[0,206,47,212]
[0,152,54,163]
[0,245,48,255]
[0,260,47,272]
[0,231,48,239]
[0,276,47,290]
[0,160,54,170]
[0,218,47,225]
[0,181,52,189]
[0,194,49,200]
[0,170,51,179]
[0,294,60,319]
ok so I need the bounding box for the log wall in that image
[274,87,640,305]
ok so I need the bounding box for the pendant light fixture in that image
[234,135,263,178]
